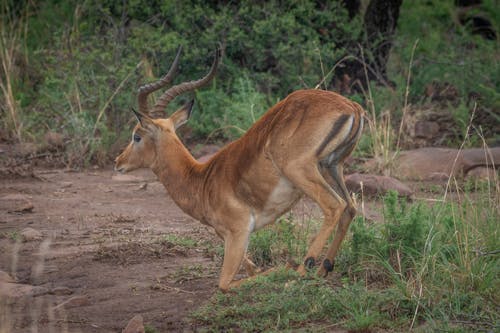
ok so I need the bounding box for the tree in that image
[334,0,403,94]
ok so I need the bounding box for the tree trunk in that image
[334,0,402,94]
[364,0,403,82]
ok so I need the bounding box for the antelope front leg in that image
[218,231,250,291]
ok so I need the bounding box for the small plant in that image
[144,325,159,333]
[162,234,198,248]
[248,217,311,268]
[0,1,27,141]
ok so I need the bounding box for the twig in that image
[410,282,423,330]
[90,60,143,139]
[396,39,419,150]
[442,103,477,202]
[152,283,195,294]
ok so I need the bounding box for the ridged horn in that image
[137,46,183,114]
[150,47,221,117]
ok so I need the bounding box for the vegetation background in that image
[1,0,498,331]
[1,0,498,166]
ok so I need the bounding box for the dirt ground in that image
[0,166,229,332]
[0,162,331,332]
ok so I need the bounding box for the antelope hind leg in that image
[282,163,346,276]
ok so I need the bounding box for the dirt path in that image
[0,167,222,332]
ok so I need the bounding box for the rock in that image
[392,147,500,180]
[44,131,64,149]
[112,174,144,183]
[427,172,450,182]
[21,227,43,241]
[122,315,145,333]
[8,201,34,214]
[466,166,498,180]
[414,121,440,139]
[346,173,413,198]
[0,282,48,298]
[50,286,73,296]
[98,184,113,192]
[0,270,15,283]
[54,295,90,309]
[1,193,30,201]
[60,181,73,188]
[4,194,34,214]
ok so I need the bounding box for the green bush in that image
[3,0,498,162]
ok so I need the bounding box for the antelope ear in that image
[132,109,156,130]
[170,100,195,130]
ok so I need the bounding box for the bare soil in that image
[0,162,332,332]
[0,167,224,332]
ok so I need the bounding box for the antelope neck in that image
[151,136,205,221]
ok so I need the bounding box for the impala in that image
[115,47,364,291]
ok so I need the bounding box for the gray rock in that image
[0,282,48,298]
[50,286,73,296]
[391,147,500,180]
[122,315,145,333]
[466,166,498,180]
[414,121,440,139]
[346,173,413,198]
[53,295,90,309]
[21,227,43,241]
[0,270,15,283]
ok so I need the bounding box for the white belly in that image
[253,177,301,230]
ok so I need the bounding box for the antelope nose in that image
[114,164,124,173]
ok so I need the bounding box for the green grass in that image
[192,185,499,332]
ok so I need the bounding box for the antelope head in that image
[115,46,221,173]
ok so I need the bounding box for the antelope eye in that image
[133,133,141,143]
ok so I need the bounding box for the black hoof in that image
[323,259,334,273]
[304,257,315,270]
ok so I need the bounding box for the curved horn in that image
[137,46,183,114]
[151,47,221,117]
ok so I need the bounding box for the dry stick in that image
[0,22,21,139]
[359,45,387,172]
[442,103,477,202]
[316,47,327,90]
[474,125,499,205]
[90,60,144,140]
[396,39,419,151]
[410,281,424,330]
[313,55,357,90]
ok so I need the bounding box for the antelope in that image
[114,47,364,291]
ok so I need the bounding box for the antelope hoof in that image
[304,257,315,270]
[322,259,334,274]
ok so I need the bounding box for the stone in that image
[0,270,15,283]
[60,181,73,188]
[122,315,145,333]
[466,166,498,180]
[21,227,43,241]
[0,282,48,298]
[391,147,500,180]
[112,174,144,183]
[11,202,34,214]
[44,131,64,149]
[53,295,90,309]
[414,121,440,139]
[50,286,73,296]
[345,173,413,198]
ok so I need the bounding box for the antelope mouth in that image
[114,165,126,173]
